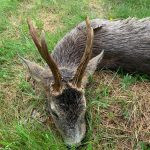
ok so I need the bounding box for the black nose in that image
[66,145,72,150]
[66,144,82,150]
[66,145,78,150]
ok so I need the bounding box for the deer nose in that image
[64,122,86,146]
[64,130,84,146]
[66,143,82,150]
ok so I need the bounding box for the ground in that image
[0,0,150,150]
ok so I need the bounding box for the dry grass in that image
[86,71,150,149]
[89,0,104,18]
[39,10,64,32]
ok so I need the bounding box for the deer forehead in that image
[50,87,85,112]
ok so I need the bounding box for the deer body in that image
[22,18,150,146]
[53,18,150,75]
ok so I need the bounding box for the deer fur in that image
[52,18,150,75]
[22,17,150,146]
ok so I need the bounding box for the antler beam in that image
[27,19,62,92]
[73,17,94,88]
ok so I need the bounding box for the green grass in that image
[102,0,150,19]
[0,122,66,150]
[0,0,150,149]
[120,74,137,90]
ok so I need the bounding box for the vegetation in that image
[0,0,150,149]
[101,0,150,19]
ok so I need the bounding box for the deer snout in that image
[64,123,86,146]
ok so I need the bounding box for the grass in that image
[0,0,150,149]
[101,0,150,19]
[87,71,150,149]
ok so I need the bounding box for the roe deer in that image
[22,17,104,146]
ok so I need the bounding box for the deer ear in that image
[83,50,104,86]
[20,58,45,82]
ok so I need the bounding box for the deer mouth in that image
[64,133,84,146]
[63,123,86,146]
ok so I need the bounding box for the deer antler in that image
[73,17,94,88]
[27,19,62,92]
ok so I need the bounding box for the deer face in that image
[47,85,86,145]
[21,18,103,146]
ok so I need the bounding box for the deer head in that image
[21,17,104,146]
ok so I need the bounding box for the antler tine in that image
[73,17,94,88]
[27,19,62,91]
[40,31,62,91]
[27,19,43,57]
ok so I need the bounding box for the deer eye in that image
[51,110,59,118]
